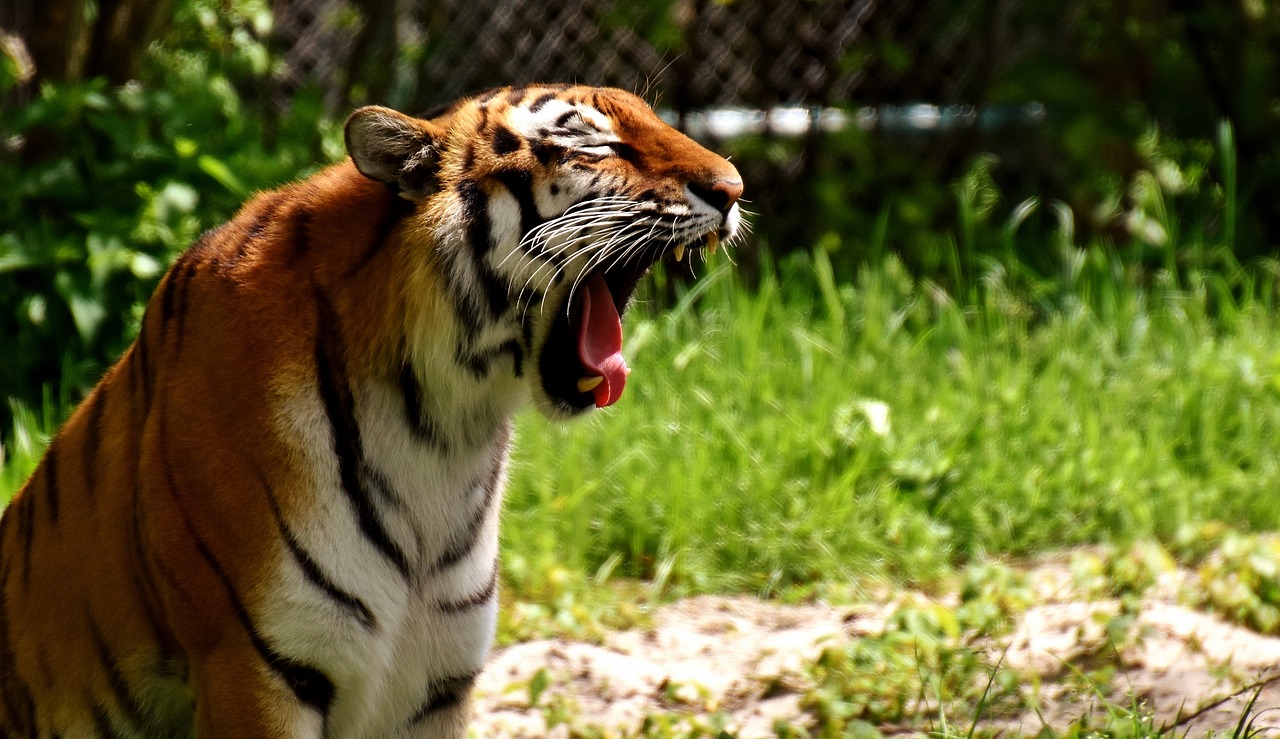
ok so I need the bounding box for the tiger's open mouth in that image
[537,230,722,411]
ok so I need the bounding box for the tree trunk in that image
[21,0,173,85]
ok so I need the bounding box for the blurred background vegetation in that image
[3,0,1278,435]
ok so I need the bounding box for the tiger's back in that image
[1,84,742,737]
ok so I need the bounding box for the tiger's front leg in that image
[399,693,473,739]
[190,645,329,738]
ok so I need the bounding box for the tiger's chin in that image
[526,230,724,421]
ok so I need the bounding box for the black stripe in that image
[455,347,489,381]
[43,443,60,522]
[88,617,147,731]
[361,462,405,510]
[16,680,35,736]
[502,340,524,378]
[554,110,578,129]
[314,291,412,578]
[160,255,199,352]
[245,196,284,241]
[457,179,490,256]
[492,125,521,156]
[159,445,335,717]
[136,331,154,415]
[152,255,200,362]
[399,363,449,451]
[187,228,221,270]
[448,180,491,333]
[261,470,377,630]
[405,671,479,727]
[522,317,535,359]
[523,226,582,274]
[493,169,545,237]
[92,704,126,739]
[348,196,413,276]
[568,151,607,165]
[222,197,279,269]
[153,557,197,607]
[443,277,485,340]
[82,385,106,502]
[159,260,182,324]
[0,557,35,733]
[455,340,524,381]
[128,342,145,426]
[505,86,528,106]
[172,259,198,354]
[427,443,505,574]
[531,140,564,166]
[456,179,511,321]
[128,484,169,645]
[437,564,498,613]
[190,527,335,717]
[286,203,315,266]
[528,91,558,112]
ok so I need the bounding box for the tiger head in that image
[345,85,743,419]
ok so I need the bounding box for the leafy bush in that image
[0,0,341,437]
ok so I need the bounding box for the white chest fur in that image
[264,357,523,736]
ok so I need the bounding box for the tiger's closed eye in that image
[577,142,619,154]
[579,141,636,160]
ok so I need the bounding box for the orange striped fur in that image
[0,84,742,737]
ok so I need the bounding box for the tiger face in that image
[346,85,744,418]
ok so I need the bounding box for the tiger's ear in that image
[345,106,447,198]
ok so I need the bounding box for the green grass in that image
[504,246,1280,593]
[6,241,1280,598]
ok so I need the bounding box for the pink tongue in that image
[577,274,629,407]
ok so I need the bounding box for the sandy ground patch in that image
[474,565,1280,737]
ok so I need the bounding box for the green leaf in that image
[198,155,248,197]
[527,667,551,707]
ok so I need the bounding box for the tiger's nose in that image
[689,178,744,214]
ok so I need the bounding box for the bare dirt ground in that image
[473,562,1280,737]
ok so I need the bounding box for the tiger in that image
[0,84,743,737]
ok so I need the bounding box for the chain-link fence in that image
[273,0,1046,115]
[1,0,1078,261]
[266,0,1069,261]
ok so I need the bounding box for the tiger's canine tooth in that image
[674,244,686,262]
[707,230,720,255]
[577,376,604,393]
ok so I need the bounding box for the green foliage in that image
[496,554,651,646]
[802,598,1022,732]
[1071,543,1177,602]
[0,382,76,501]
[0,0,341,436]
[1175,524,1280,634]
